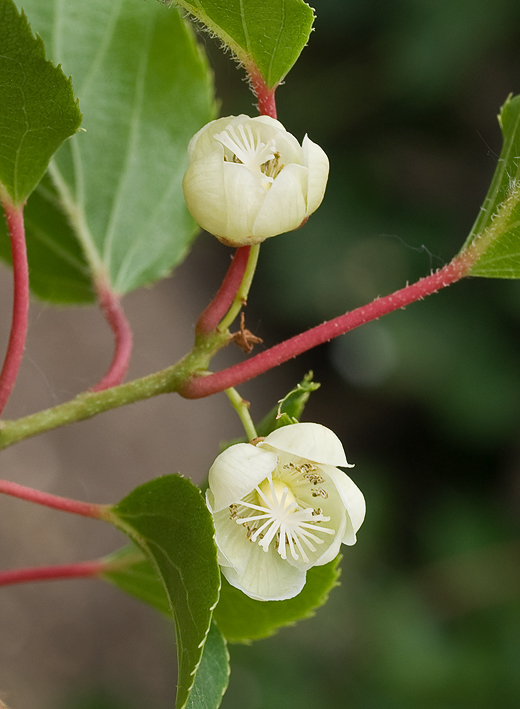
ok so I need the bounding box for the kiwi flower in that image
[207,422,365,601]
[182,115,329,247]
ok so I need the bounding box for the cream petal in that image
[222,542,307,601]
[221,162,268,244]
[273,131,304,165]
[262,422,352,467]
[187,115,250,159]
[251,115,286,133]
[182,150,228,238]
[208,443,277,512]
[252,163,307,239]
[211,504,253,574]
[324,465,366,539]
[302,135,329,216]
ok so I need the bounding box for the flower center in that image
[230,475,335,563]
[214,124,282,188]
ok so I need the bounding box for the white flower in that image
[207,422,365,601]
[182,115,329,247]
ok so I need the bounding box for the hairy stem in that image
[0,478,108,519]
[181,255,472,399]
[0,202,29,416]
[247,65,277,118]
[196,246,251,335]
[226,387,257,440]
[0,251,481,449]
[92,281,133,392]
[0,330,228,451]
[0,560,104,587]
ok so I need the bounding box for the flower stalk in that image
[0,253,474,451]
[196,246,252,336]
[0,201,29,416]
[225,387,257,440]
[218,244,260,332]
[181,254,473,399]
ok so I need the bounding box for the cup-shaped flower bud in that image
[182,115,329,247]
[207,422,365,601]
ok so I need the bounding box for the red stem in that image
[0,202,29,416]
[181,256,471,399]
[0,560,104,587]
[91,282,133,392]
[196,246,252,335]
[0,479,106,519]
[247,65,278,118]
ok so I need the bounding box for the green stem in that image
[218,244,260,332]
[0,330,228,451]
[225,387,257,441]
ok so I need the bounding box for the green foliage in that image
[102,544,171,616]
[462,94,520,278]
[10,0,215,303]
[213,556,341,643]
[185,623,230,709]
[108,475,220,709]
[171,0,315,89]
[0,0,81,206]
[256,371,320,435]
[0,173,94,303]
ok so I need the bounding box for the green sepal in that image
[0,0,81,206]
[256,371,320,436]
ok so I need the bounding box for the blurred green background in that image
[208,0,520,707]
[8,0,520,707]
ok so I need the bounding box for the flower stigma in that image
[214,123,282,189]
[229,463,335,563]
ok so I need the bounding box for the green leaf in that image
[213,555,341,643]
[256,371,320,436]
[185,622,230,709]
[108,475,220,709]
[173,0,315,89]
[0,0,81,206]
[461,94,520,278]
[102,544,171,616]
[0,173,94,303]
[103,547,230,709]
[17,0,215,302]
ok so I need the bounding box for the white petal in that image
[182,150,228,238]
[221,162,268,244]
[251,115,287,133]
[252,163,307,239]
[187,115,250,159]
[273,131,304,165]
[262,422,352,467]
[324,466,366,540]
[208,443,277,512]
[313,515,347,565]
[222,542,307,601]
[210,503,253,573]
[302,135,329,216]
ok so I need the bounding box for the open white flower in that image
[182,115,329,247]
[207,422,365,601]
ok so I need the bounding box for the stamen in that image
[215,124,276,173]
[232,474,337,562]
